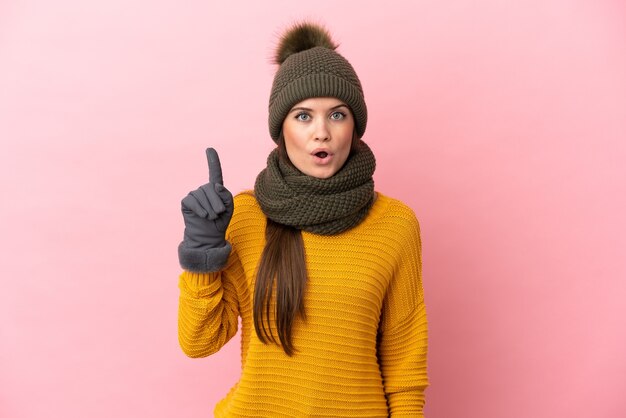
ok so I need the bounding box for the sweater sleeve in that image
[177,245,246,358]
[378,208,429,417]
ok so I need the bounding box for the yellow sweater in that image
[178,192,428,417]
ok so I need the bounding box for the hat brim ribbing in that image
[268,73,368,142]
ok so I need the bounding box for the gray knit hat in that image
[268,22,367,142]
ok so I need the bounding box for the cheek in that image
[282,139,295,166]
[283,135,309,171]
[334,134,354,169]
[282,124,301,155]
[283,119,308,143]
[337,124,354,153]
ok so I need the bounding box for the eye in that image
[330,111,346,120]
[295,112,311,121]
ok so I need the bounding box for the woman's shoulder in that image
[232,190,262,216]
[366,192,422,257]
[362,192,422,246]
[233,190,257,205]
[225,191,265,240]
[371,192,420,228]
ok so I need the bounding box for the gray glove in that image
[178,148,234,272]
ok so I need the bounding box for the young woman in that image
[177,22,428,417]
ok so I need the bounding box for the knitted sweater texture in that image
[178,192,428,417]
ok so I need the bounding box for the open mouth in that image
[314,151,329,158]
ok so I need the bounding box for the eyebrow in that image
[288,104,350,113]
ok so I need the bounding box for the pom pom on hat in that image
[274,22,338,65]
[268,21,368,142]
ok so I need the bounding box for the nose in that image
[313,119,330,142]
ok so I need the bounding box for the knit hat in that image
[268,22,367,142]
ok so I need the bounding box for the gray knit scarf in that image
[254,140,376,235]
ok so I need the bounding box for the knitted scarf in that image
[254,140,376,235]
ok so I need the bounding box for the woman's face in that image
[282,97,355,179]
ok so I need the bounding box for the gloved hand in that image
[178,148,234,272]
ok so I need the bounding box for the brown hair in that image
[253,129,359,356]
[253,134,307,356]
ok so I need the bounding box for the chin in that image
[319,169,341,179]
[306,167,337,179]
[314,173,334,179]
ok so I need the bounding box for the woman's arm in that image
[378,207,429,416]
[177,249,246,358]
[177,148,243,357]
[378,304,429,416]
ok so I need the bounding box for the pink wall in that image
[1,1,625,417]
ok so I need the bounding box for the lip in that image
[310,148,333,156]
[310,148,334,165]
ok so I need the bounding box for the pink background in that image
[1,1,625,417]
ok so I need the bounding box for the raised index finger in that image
[206,147,223,185]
